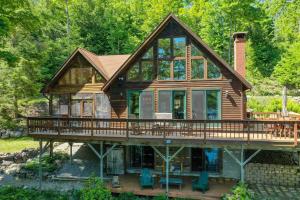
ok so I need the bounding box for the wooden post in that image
[126,121,129,139]
[294,122,298,146]
[49,141,54,158]
[165,145,169,196]
[204,121,206,143]
[240,146,244,183]
[69,142,73,165]
[100,141,104,180]
[247,121,250,143]
[39,140,43,191]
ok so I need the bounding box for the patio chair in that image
[192,171,209,193]
[139,168,155,189]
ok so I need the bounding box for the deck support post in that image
[49,141,53,158]
[39,139,43,191]
[151,145,185,197]
[69,142,73,165]
[100,141,104,180]
[224,147,261,183]
[240,146,244,182]
[166,145,169,196]
[87,142,117,181]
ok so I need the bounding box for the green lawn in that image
[0,136,39,153]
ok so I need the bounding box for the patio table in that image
[159,177,183,190]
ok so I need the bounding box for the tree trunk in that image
[282,85,288,117]
[65,0,70,36]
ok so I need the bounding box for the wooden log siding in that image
[27,117,300,145]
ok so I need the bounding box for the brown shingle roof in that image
[98,55,131,78]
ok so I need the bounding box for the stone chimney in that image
[233,32,247,78]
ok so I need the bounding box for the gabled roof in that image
[102,13,252,91]
[42,48,129,93]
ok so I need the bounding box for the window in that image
[52,94,69,116]
[173,60,186,80]
[158,90,186,119]
[191,148,221,173]
[191,43,203,56]
[158,38,171,58]
[143,47,153,59]
[127,63,139,81]
[158,60,171,80]
[173,37,186,57]
[207,60,221,79]
[128,91,140,119]
[128,90,154,119]
[158,91,172,113]
[206,90,220,120]
[192,90,221,120]
[141,61,153,81]
[191,59,204,79]
[70,93,94,117]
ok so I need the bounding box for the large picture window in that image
[158,37,186,81]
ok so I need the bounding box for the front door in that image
[173,91,186,119]
[107,147,125,175]
[191,148,204,171]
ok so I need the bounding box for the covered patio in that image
[107,174,235,200]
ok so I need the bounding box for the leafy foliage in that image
[222,183,253,200]
[23,152,68,173]
[79,176,112,200]
[0,186,70,200]
[248,97,300,113]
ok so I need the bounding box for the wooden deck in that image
[27,117,300,148]
[107,174,235,200]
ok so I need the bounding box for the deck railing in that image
[27,117,300,145]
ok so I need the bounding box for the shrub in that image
[248,97,300,113]
[0,186,68,200]
[23,152,68,173]
[79,176,112,200]
[222,183,253,200]
[115,192,141,200]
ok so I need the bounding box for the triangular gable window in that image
[191,43,221,80]
[127,47,154,82]
[57,54,104,86]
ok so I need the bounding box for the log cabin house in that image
[27,14,300,196]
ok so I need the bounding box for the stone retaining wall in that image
[245,163,300,186]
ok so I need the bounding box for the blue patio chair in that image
[192,171,209,193]
[139,168,154,189]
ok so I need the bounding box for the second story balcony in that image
[27,117,300,148]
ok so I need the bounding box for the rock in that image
[10,131,23,138]
[4,163,23,176]
[1,160,14,166]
